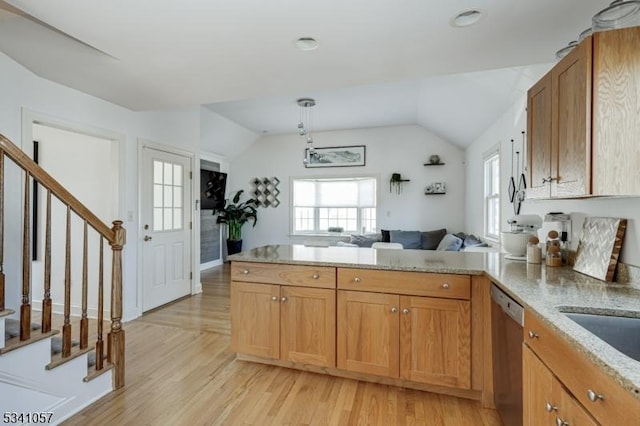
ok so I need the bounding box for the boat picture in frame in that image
[304,145,366,168]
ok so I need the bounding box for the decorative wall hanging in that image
[304,145,366,168]
[251,177,280,207]
[390,173,410,194]
[508,131,527,214]
[425,182,446,195]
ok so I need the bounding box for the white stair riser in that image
[0,336,113,425]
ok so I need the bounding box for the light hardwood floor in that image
[64,265,502,426]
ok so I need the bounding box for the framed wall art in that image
[304,145,366,168]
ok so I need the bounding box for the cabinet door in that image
[231,281,280,359]
[556,383,599,426]
[593,27,640,196]
[280,286,336,367]
[551,37,592,198]
[337,290,399,377]
[523,345,556,426]
[527,71,552,199]
[399,296,470,389]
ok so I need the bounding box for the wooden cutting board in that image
[573,217,627,282]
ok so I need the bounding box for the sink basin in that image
[562,311,640,362]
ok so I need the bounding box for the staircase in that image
[0,134,125,424]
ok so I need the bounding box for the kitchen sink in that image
[561,311,640,362]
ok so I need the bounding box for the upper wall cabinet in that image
[592,27,640,196]
[527,26,640,199]
[527,37,592,199]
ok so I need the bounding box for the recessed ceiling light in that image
[294,37,319,51]
[451,9,484,28]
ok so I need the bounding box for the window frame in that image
[483,148,501,242]
[290,175,378,236]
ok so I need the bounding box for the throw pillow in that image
[381,229,391,243]
[349,233,381,247]
[390,230,422,249]
[420,228,447,250]
[462,234,486,248]
[436,233,463,251]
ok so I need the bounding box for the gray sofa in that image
[337,228,487,251]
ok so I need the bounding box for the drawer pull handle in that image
[312,274,320,279]
[402,308,410,315]
[391,307,398,313]
[243,269,249,275]
[555,417,568,426]
[442,283,450,289]
[545,402,557,413]
[354,277,362,283]
[528,331,539,339]
[271,296,278,301]
[281,296,287,303]
[587,389,604,402]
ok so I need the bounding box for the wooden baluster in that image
[0,150,4,312]
[80,221,89,349]
[62,205,72,357]
[108,220,125,388]
[20,172,31,341]
[41,190,52,332]
[96,237,104,371]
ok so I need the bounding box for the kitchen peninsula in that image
[229,245,640,424]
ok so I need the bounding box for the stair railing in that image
[0,133,125,389]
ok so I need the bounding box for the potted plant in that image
[213,189,258,255]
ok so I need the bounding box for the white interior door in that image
[141,147,192,311]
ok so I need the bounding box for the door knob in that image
[144,235,152,241]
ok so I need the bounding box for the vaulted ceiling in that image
[0,0,611,146]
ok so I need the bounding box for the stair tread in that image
[84,362,114,383]
[0,309,15,318]
[47,345,94,370]
[0,329,60,355]
[4,318,40,341]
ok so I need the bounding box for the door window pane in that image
[152,160,185,231]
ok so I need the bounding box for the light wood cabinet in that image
[523,310,639,425]
[337,290,399,377]
[337,288,471,389]
[523,345,597,426]
[592,27,640,195]
[400,295,470,388]
[527,26,640,198]
[231,281,280,359]
[231,264,336,368]
[527,36,592,199]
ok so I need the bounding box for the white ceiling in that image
[0,0,611,147]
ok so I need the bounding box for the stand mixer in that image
[501,215,542,260]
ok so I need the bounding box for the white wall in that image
[0,52,200,321]
[200,107,258,160]
[466,96,640,267]
[231,125,466,250]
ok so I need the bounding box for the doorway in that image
[140,145,193,311]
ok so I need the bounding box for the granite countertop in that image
[229,244,640,400]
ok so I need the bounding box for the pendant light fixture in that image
[297,98,316,165]
[593,0,640,31]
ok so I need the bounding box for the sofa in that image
[336,228,488,251]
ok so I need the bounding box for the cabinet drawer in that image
[524,310,640,426]
[337,268,470,300]
[232,262,336,288]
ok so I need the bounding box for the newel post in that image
[108,220,126,389]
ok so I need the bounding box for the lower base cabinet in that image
[337,290,471,389]
[523,345,597,426]
[231,281,336,367]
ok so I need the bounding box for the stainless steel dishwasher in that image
[491,283,524,426]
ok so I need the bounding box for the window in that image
[484,151,500,241]
[153,160,183,231]
[292,177,377,234]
